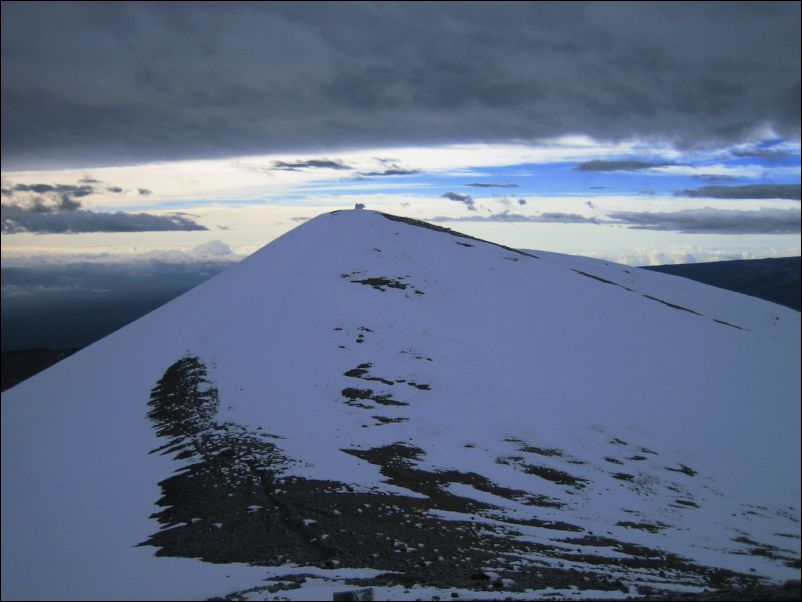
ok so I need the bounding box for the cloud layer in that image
[432,211,599,224]
[674,184,801,200]
[2,246,235,350]
[2,2,799,169]
[1,180,207,233]
[431,206,800,235]
[271,159,352,171]
[1,205,208,234]
[608,207,800,234]
[574,160,674,172]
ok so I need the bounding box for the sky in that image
[1,2,800,348]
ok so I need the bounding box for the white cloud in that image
[2,240,240,268]
[0,138,680,209]
[190,240,234,258]
[651,163,801,179]
[593,245,801,267]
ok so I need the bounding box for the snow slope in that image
[2,209,800,601]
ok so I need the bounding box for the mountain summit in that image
[2,209,800,600]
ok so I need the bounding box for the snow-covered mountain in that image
[2,209,800,601]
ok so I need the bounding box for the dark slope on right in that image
[643,257,801,311]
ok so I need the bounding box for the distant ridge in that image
[644,257,801,311]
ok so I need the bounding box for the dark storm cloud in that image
[675,184,801,200]
[271,159,352,171]
[1,204,208,233]
[2,182,92,213]
[25,195,81,213]
[608,207,800,234]
[2,2,799,169]
[11,183,94,197]
[1,180,206,232]
[1,179,170,221]
[731,148,795,161]
[574,160,674,172]
[465,182,519,188]
[442,192,475,211]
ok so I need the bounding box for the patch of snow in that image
[2,209,799,600]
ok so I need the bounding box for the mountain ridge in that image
[2,209,799,601]
[643,257,801,312]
